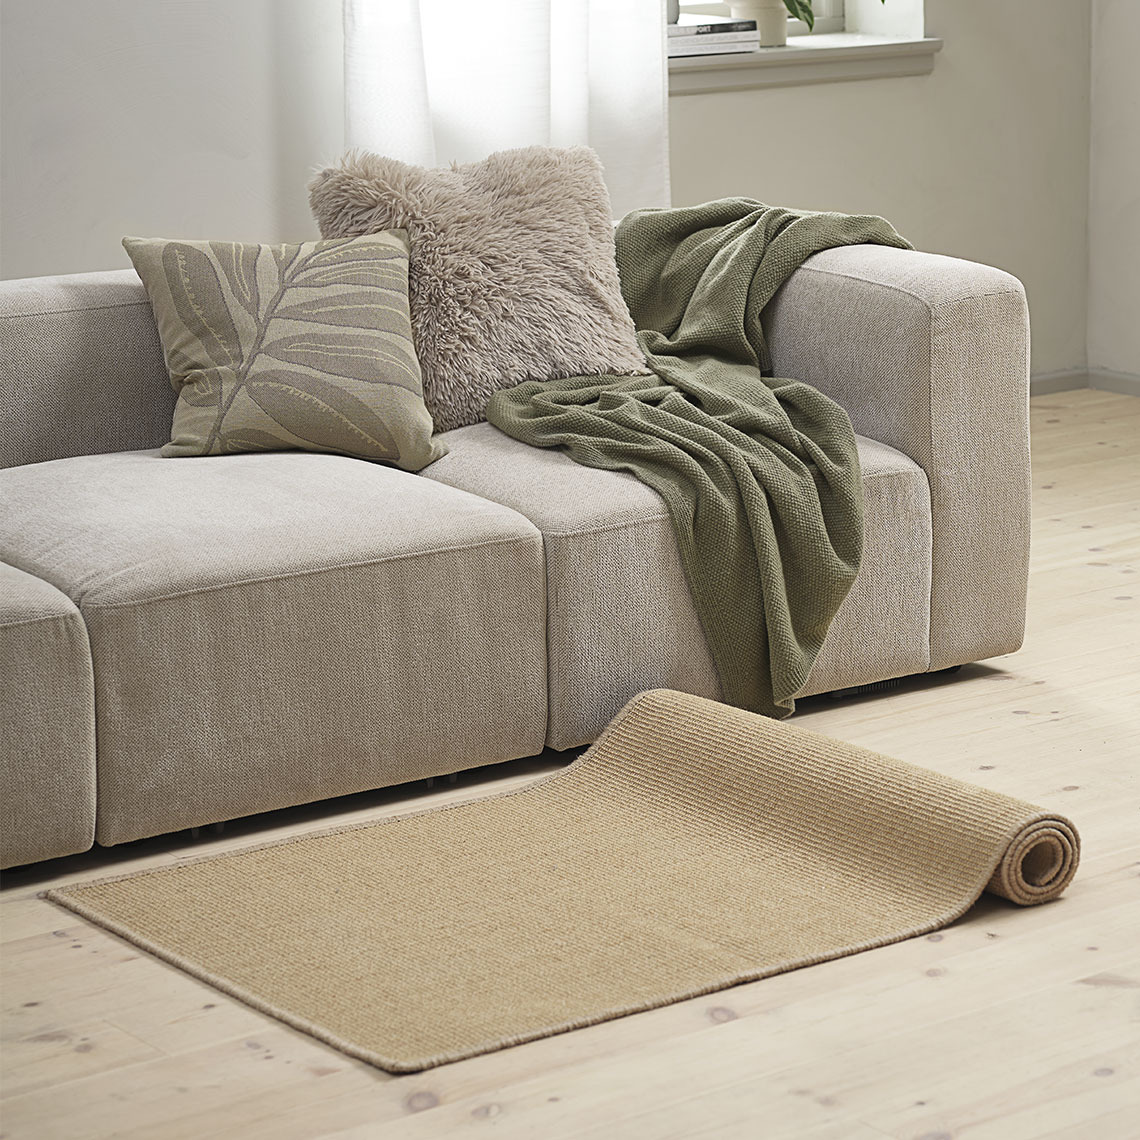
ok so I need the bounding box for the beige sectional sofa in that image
[0,245,1031,868]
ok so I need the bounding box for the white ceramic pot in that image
[730,0,788,47]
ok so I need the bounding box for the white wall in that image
[0,0,1125,384]
[669,0,1093,378]
[0,0,343,280]
[1087,0,1140,380]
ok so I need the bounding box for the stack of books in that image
[668,14,761,58]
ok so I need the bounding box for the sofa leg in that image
[188,822,226,839]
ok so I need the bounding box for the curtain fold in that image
[343,0,669,219]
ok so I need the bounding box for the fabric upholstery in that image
[0,451,547,845]
[0,563,96,867]
[425,423,931,749]
[799,438,932,697]
[0,269,173,468]
[124,232,444,470]
[764,245,1031,671]
[309,146,648,433]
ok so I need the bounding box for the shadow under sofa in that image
[0,244,1031,868]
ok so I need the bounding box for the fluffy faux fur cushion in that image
[308,146,648,434]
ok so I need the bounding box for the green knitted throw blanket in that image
[486,198,911,718]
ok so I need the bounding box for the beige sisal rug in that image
[49,689,1079,1073]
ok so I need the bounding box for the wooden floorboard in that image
[2,388,1137,1139]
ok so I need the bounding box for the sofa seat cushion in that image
[0,563,96,867]
[424,424,932,749]
[0,450,547,844]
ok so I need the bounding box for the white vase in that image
[730,0,788,47]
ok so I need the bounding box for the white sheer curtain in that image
[343,0,670,219]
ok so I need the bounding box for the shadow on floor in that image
[4,663,991,890]
[2,748,577,891]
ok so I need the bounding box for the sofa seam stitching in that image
[476,468,917,544]
[0,612,82,630]
[795,263,1023,310]
[79,533,542,612]
[542,514,670,539]
[0,299,150,321]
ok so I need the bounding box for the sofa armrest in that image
[0,269,173,468]
[764,245,1031,671]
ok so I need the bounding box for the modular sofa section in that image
[425,423,931,749]
[764,246,1031,671]
[0,563,96,867]
[0,450,547,845]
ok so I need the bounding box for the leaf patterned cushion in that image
[123,231,446,470]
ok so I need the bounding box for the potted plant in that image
[728,0,816,47]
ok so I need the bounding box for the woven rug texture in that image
[48,689,1079,1072]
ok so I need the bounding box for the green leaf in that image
[220,427,291,454]
[303,238,405,269]
[273,291,408,332]
[177,369,224,408]
[784,0,814,29]
[290,264,405,290]
[210,241,261,318]
[245,371,401,459]
[161,243,243,368]
[292,237,406,288]
[259,332,421,391]
[271,242,305,273]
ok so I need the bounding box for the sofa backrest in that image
[0,270,174,468]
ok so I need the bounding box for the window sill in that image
[668,33,942,96]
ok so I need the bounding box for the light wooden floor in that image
[2,389,1138,1140]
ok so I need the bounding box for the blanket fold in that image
[486,199,911,717]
